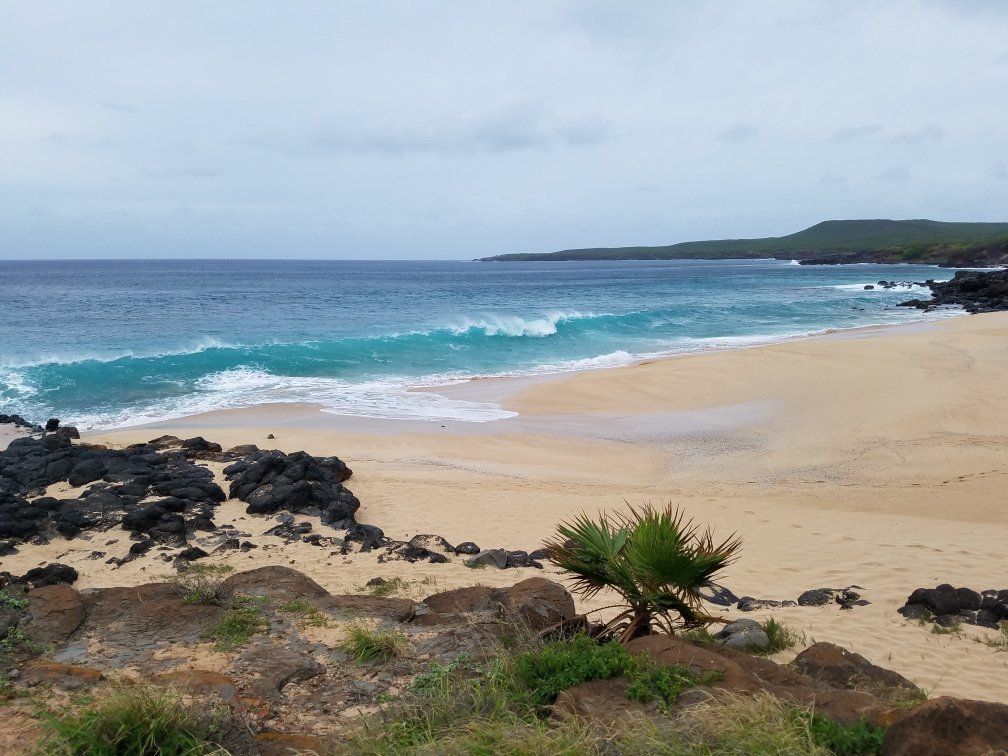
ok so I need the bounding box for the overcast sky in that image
[2,1,1006,259]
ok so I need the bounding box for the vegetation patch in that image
[759,616,802,655]
[168,563,234,606]
[0,589,29,611]
[38,682,229,755]
[341,621,410,663]
[790,709,886,755]
[365,577,411,598]
[200,605,267,651]
[277,598,331,628]
[515,633,718,710]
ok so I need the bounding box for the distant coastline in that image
[480,219,1008,267]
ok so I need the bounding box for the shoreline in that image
[71,308,963,438]
[3,310,1007,701]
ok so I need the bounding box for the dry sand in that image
[3,312,1007,702]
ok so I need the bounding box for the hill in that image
[481,219,1008,266]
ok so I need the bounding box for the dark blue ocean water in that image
[0,259,958,429]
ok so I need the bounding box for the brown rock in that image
[235,643,324,699]
[26,583,84,643]
[501,577,576,631]
[553,677,650,724]
[881,697,1008,755]
[153,669,238,702]
[20,661,104,690]
[219,566,330,600]
[793,642,919,695]
[416,580,575,630]
[422,586,496,614]
[81,583,223,653]
[254,733,324,755]
[627,636,896,727]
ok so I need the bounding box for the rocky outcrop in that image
[556,635,902,728]
[25,584,85,643]
[881,696,1008,755]
[897,583,1007,629]
[223,449,355,523]
[793,642,919,696]
[0,432,227,542]
[414,577,575,631]
[712,618,770,652]
[899,268,1008,313]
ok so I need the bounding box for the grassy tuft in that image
[342,622,411,663]
[979,620,1008,651]
[679,626,715,644]
[277,598,331,628]
[365,577,411,598]
[200,605,267,651]
[759,617,802,655]
[167,563,234,606]
[37,681,230,755]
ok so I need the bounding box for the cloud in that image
[992,161,1008,180]
[878,165,911,182]
[261,106,609,158]
[717,123,759,142]
[892,125,948,144]
[819,173,847,186]
[833,124,882,141]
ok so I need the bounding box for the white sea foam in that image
[449,310,592,338]
[829,282,941,292]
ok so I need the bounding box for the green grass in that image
[791,709,886,755]
[342,622,411,663]
[37,682,229,755]
[0,589,29,611]
[2,626,50,656]
[409,656,473,694]
[930,621,961,636]
[277,598,331,628]
[514,633,718,711]
[760,617,803,655]
[167,563,234,606]
[200,605,267,651]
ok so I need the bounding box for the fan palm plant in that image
[544,503,741,643]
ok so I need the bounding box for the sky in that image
[1,1,1007,260]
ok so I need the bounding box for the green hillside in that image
[481,219,1008,266]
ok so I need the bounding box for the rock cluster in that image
[699,582,870,612]
[0,432,227,543]
[897,584,1008,629]
[0,413,43,432]
[899,268,1008,313]
[223,449,356,524]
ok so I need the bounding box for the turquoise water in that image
[0,259,957,429]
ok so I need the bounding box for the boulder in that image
[454,541,480,555]
[736,596,782,612]
[712,618,770,652]
[235,644,325,698]
[881,697,1008,755]
[408,534,455,553]
[626,636,897,727]
[699,582,740,607]
[501,577,576,630]
[20,563,78,588]
[465,548,509,569]
[219,566,330,601]
[793,642,919,695]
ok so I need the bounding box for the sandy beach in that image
[4,312,1007,703]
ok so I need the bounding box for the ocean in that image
[0,258,959,430]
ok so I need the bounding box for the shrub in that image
[342,622,410,663]
[38,682,229,755]
[514,633,719,710]
[760,616,801,654]
[167,563,234,606]
[544,504,741,641]
[789,709,886,755]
